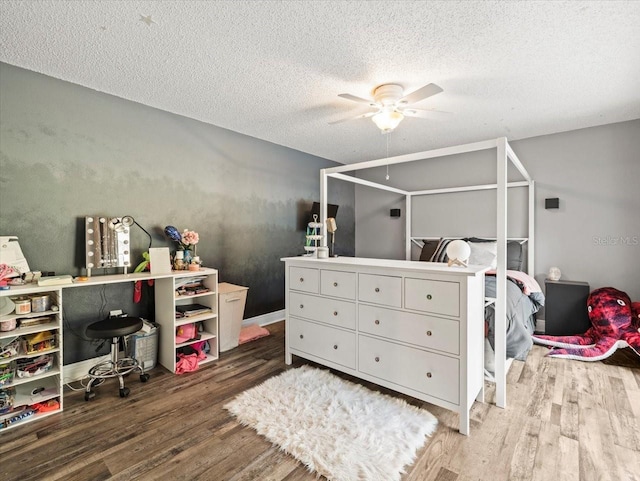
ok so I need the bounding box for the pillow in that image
[430,238,456,263]
[468,241,497,268]
[466,237,524,271]
[419,239,441,261]
[507,241,524,271]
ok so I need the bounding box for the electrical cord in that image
[64,377,105,392]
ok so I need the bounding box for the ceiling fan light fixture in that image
[372,110,404,133]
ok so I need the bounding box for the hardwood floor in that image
[2,321,639,481]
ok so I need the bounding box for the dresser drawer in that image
[289,266,319,293]
[404,278,460,317]
[358,304,460,355]
[289,318,356,369]
[321,270,356,300]
[358,273,402,307]
[289,292,356,329]
[359,335,459,404]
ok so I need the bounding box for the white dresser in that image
[282,256,488,435]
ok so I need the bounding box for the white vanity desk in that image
[282,256,488,435]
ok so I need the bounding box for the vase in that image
[183,249,193,267]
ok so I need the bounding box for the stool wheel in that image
[85,391,96,401]
[140,373,150,382]
[119,387,130,398]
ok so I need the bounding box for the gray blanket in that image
[484,276,544,361]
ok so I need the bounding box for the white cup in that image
[317,247,329,259]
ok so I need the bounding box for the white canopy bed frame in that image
[318,137,534,409]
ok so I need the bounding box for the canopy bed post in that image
[504,142,535,279]
[495,138,508,408]
[320,169,328,245]
[405,194,412,260]
[528,180,535,278]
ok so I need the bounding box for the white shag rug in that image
[224,365,438,481]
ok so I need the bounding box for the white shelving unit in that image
[0,268,218,432]
[0,286,63,432]
[154,268,219,373]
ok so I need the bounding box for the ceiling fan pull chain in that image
[386,134,390,181]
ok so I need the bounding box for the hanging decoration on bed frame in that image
[533,287,640,361]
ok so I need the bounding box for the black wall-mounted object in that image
[545,198,559,209]
[390,208,401,217]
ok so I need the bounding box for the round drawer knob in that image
[333,344,338,350]
[300,304,304,309]
[426,330,432,336]
[300,277,304,282]
[374,320,380,325]
[300,334,304,339]
[426,294,433,300]
[333,282,338,287]
[375,356,380,362]
[375,287,380,293]
[426,372,432,378]
[333,311,338,316]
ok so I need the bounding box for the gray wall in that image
[355,119,640,301]
[0,63,355,364]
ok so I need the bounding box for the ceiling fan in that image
[330,83,445,133]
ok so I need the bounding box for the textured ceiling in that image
[1,0,639,164]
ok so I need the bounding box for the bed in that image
[319,137,535,408]
[416,237,544,368]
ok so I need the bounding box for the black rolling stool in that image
[84,316,150,401]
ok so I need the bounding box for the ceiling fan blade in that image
[338,93,376,105]
[328,111,376,125]
[400,83,443,105]
[402,108,452,119]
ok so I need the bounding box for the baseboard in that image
[63,354,111,384]
[535,318,545,334]
[242,309,285,328]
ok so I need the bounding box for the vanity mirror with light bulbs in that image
[84,216,133,276]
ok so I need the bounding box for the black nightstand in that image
[544,280,591,335]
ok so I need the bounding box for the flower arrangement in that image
[164,226,199,254]
[181,229,199,252]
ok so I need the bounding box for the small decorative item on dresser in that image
[446,240,471,267]
[188,256,203,271]
[164,226,200,270]
[173,251,185,271]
